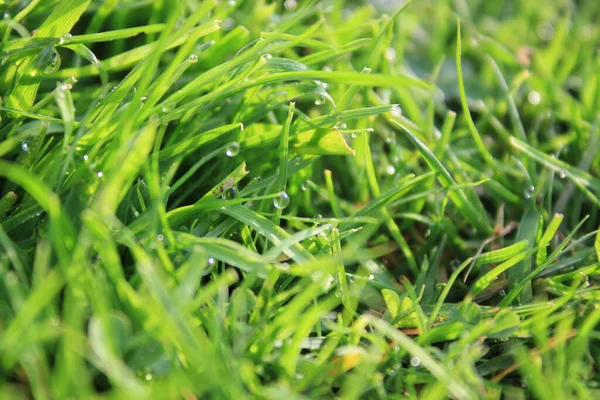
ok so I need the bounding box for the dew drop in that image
[59,33,72,45]
[351,131,359,138]
[499,290,506,296]
[161,107,168,113]
[524,185,535,199]
[97,171,103,178]
[188,54,198,63]
[451,259,461,269]
[410,357,421,367]
[384,47,397,61]
[226,142,240,157]
[83,154,89,161]
[559,170,567,179]
[536,21,554,41]
[207,257,216,266]
[314,96,326,105]
[145,373,153,381]
[335,289,343,298]
[391,105,403,118]
[21,141,30,152]
[528,91,541,105]
[228,0,236,6]
[157,234,164,242]
[60,83,72,91]
[222,17,235,31]
[223,187,237,200]
[368,274,375,280]
[301,180,310,191]
[386,165,396,175]
[313,214,322,221]
[50,316,60,326]
[336,122,347,130]
[3,12,10,20]
[262,53,272,60]
[273,192,290,210]
[284,0,297,10]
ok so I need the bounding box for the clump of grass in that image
[1,0,599,398]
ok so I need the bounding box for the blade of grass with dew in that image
[393,120,493,235]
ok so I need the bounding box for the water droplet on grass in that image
[301,181,310,191]
[384,47,397,61]
[157,234,164,242]
[273,192,290,209]
[410,357,421,367]
[222,17,235,30]
[207,257,216,266]
[226,142,240,157]
[188,54,198,63]
[524,185,535,199]
[386,165,396,175]
[284,0,297,10]
[223,187,237,200]
[559,170,567,179]
[59,33,72,44]
[536,21,554,41]
[528,91,541,105]
[97,171,103,178]
[21,141,29,152]
[315,96,326,105]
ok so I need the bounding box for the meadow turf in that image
[1,0,600,398]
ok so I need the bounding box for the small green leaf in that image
[382,288,401,319]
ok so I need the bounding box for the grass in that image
[1,0,599,398]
